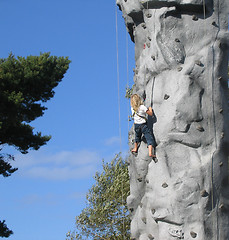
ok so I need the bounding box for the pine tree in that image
[0,52,71,237]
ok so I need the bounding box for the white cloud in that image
[25,165,96,180]
[12,148,102,180]
[104,136,121,146]
[20,191,86,207]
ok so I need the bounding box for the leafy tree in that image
[0,52,71,237]
[67,154,130,240]
[0,221,13,238]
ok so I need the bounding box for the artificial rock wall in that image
[117,0,229,239]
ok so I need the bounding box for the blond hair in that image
[131,94,143,112]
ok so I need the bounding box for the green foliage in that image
[68,154,130,240]
[125,87,133,99]
[0,153,17,177]
[0,52,70,238]
[0,221,13,238]
[0,52,70,154]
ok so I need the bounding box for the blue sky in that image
[0,0,135,239]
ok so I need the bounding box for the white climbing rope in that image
[144,65,147,103]
[150,77,156,108]
[144,1,156,109]
[202,0,215,212]
[115,1,122,154]
[201,0,214,213]
[202,0,220,238]
[115,2,129,239]
[209,0,221,238]
[126,30,130,132]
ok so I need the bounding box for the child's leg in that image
[148,145,156,158]
[131,142,139,153]
[132,124,142,153]
[142,124,156,157]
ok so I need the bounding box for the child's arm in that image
[146,107,153,116]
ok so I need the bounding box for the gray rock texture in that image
[117,0,229,239]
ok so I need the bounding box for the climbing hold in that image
[144,44,146,49]
[148,36,152,41]
[169,229,184,239]
[151,55,156,60]
[142,23,147,29]
[133,68,138,75]
[218,76,223,81]
[142,217,147,224]
[124,0,127,2]
[128,115,133,122]
[129,208,134,212]
[151,208,156,214]
[162,182,168,188]
[148,234,154,239]
[219,203,224,209]
[219,162,223,167]
[192,15,198,21]
[177,66,183,72]
[138,177,143,182]
[143,91,146,101]
[200,189,208,197]
[146,13,152,18]
[190,231,197,238]
[196,125,204,132]
[219,203,226,211]
[221,132,225,138]
[145,179,149,183]
[146,42,151,48]
[195,60,202,66]
[212,21,217,26]
[219,108,223,113]
[175,38,180,42]
[164,94,170,100]
[140,203,143,208]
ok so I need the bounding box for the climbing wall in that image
[117,0,229,239]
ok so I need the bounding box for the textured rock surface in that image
[117,0,229,239]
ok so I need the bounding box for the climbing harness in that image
[133,110,148,122]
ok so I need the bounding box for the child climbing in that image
[130,94,156,158]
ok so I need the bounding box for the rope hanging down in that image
[115,2,122,153]
[115,2,128,239]
[126,30,130,131]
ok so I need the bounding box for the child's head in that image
[131,94,143,112]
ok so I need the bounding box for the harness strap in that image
[133,110,148,122]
